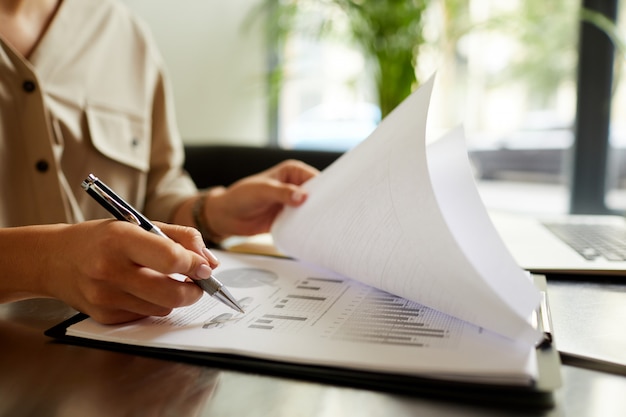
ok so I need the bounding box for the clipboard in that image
[45,274,561,410]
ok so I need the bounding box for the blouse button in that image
[22,80,36,93]
[35,160,49,172]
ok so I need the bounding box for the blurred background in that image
[123,0,625,215]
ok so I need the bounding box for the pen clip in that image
[82,174,142,226]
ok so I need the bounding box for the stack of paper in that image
[272,76,541,345]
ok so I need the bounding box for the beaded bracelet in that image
[192,191,223,246]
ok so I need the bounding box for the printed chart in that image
[209,267,463,349]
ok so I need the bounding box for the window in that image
[275,1,579,149]
[272,0,622,214]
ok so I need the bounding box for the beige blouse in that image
[0,0,197,227]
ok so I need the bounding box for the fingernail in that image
[291,190,305,203]
[196,264,213,280]
[203,247,219,266]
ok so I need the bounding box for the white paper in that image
[271,76,542,345]
[67,250,537,385]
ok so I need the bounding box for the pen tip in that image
[214,286,245,314]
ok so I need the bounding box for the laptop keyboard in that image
[543,223,626,261]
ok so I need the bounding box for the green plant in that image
[252,0,624,128]
[253,0,428,118]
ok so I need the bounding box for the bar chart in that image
[329,287,463,348]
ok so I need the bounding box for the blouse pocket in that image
[86,105,150,172]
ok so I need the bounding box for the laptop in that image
[489,210,626,276]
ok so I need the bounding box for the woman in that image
[0,0,318,323]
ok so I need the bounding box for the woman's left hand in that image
[204,159,319,239]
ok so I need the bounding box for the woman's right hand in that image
[0,220,218,324]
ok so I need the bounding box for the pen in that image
[81,173,244,314]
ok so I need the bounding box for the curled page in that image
[271,76,541,345]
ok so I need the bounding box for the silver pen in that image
[81,173,244,313]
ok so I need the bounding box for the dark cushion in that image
[183,145,342,188]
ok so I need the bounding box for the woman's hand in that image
[204,159,319,239]
[0,221,219,324]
